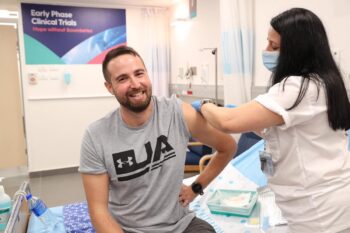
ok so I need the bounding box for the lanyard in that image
[259,129,275,177]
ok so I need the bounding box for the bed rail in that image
[4,181,31,233]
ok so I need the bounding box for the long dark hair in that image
[270,8,350,130]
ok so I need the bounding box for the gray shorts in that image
[183,217,215,233]
[123,217,215,233]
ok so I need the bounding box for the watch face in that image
[191,182,204,195]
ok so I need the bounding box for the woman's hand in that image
[191,100,201,112]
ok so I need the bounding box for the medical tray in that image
[207,189,258,217]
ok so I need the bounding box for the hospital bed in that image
[3,140,286,232]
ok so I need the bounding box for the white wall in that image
[18,4,164,172]
[24,98,117,171]
[170,0,350,100]
[170,0,221,88]
[254,0,350,87]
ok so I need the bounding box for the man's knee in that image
[183,217,215,233]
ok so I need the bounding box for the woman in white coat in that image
[193,8,350,233]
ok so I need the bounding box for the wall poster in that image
[21,3,126,64]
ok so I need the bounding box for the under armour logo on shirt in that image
[112,135,176,181]
[117,157,134,168]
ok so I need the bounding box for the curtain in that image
[142,8,170,97]
[220,0,254,104]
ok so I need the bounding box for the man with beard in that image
[79,46,236,233]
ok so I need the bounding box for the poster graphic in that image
[21,3,126,64]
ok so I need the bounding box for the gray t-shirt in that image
[79,95,195,233]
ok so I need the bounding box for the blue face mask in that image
[262,50,279,72]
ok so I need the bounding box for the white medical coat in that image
[255,76,350,233]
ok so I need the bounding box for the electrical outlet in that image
[190,66,197,75]
[178,67,184,79]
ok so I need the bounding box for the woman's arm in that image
[200,101,284,134]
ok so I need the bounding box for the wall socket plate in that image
[190,66,197,75]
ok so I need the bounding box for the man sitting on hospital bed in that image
[79,46,236,233]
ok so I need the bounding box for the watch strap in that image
[200,99,214,112]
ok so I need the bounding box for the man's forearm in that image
[90,209,125,233]
[195,150,233,189]
[179,150,234,207]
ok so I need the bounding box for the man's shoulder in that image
[87,109,118,133]
[154,94,182,109]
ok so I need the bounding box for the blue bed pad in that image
[232,140,267,187]
[26,206,65,233]
[27,202,95,233]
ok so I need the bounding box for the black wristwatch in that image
[191,182,204,195]
[200,98,214,108]
[199,99,214,113]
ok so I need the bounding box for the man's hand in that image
[179,184,197,207]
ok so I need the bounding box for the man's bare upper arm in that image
[181,102,234,152]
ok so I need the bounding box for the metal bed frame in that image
[4,181,31,233]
